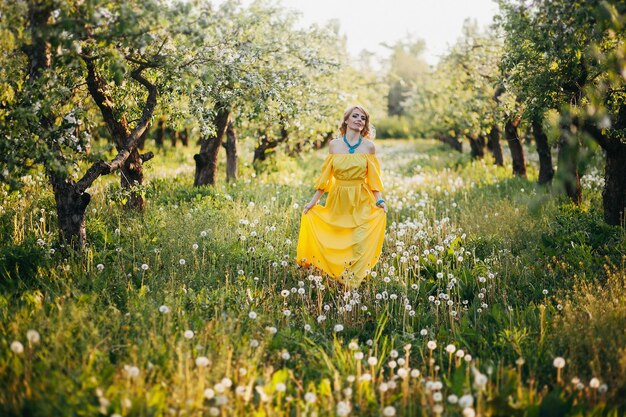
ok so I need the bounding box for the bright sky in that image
[277,0,499,65]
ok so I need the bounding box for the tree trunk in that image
[137,121,150,150]
[556,126,581,205]
[180,128,189,147]
[194,104,230,186]
[603,148,626,225]
[505,117,527,177]
[156,117,165,147]
[224,120,238,182]
[52,180,90,248]
[436,133,462,152]
[120,148,145,211]
[487,125,504,166]
[253,131,275,163]
[171,130,178,148]
[467,134,485,159]
[531,118,554,185]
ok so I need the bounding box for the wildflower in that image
[336,401,351,416]
[275,383,286,392]
[464,354,472,362]
[420,329,428,336]
[448,394,459,404]
[354,352,364,360]
[141,263,149,271]
[304,324,311,332]
[250,339,259,347]
[281,289,290,297]
[598,384,608,393]
[427,341,437,350]
[26,330,40,344]
[589,378,600,389]
[397,368,408,378]
[410,369,420,378]
[445,344,456,354]
[195,356,210,367]
[462,408,476,417]
[159,305,170,314]
[184,330,194,339]
[456,349,465,358]
[179,258,186,266]
[388,361,397,369]
[283,310,291,317]
[239,367,247,376]
[192,243,199,250]
[292,203,299,210]
[458,394,473,408]
[359,373,372,382]
[367,356,378,366]
[10,341,24,354]
[553,357,566,369]
[333,324,344,332]
[304,392,316,403]
[266,326,277,334]
[281,351,290,360]
[390,349,398,358]
[96,263,105,272]
[542,289,548,295]
[200,230,208,237]
[124,365,140,379]
[379,405,395,416]
[433,392,443,402]
[248,311,257,319]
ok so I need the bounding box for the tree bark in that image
[224,120,238,182]
[180,128,189,147]
[51,180,90,248]
[253,123,289,164]
[556,118,581,205]
[603,148,626,226]
[505,117,527,177]
[487,125,504,166]
[531,118,554,185]
[466,134,486,159]
[435,133,462,152]
[156,117,165,147]
[194,104,230,186]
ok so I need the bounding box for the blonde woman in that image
[296,105,387,288]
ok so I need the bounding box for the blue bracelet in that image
[376,199,385,206]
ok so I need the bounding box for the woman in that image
[296,105,387,288]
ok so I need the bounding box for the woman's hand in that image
[303,201,316,214]
[377,201,388,213]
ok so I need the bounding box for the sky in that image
[272,0,500,65]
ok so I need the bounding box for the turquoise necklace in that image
[343,134,363,154]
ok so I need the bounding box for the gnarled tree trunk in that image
[603,148,626,225]
[466,134,486,159]
[224,120,238,182]
[194,104,230,186]
[556,118,581,204]
[52,180,90,247]
[531,118,554,185]
[156,117,165,147]
[435,133,462,152]
[487,125,504,166]
[505,117,527,177]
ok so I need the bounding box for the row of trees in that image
[0,0,384,247]
[404,0,625,226]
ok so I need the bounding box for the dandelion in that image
[266,326,278,334]
[10,341,24,354]
[192,243,199,250]
[410,369,420,378]
[304,392,316,403]
[448,394,459,404]
[281,351,290,360]
[96,263,105,272]
[367,356,378,366]
[397,368,408,378]
[281,289,290,297]
[195,356,210,367]
[598,384,608,394]
[462,408,476,417]
[420,329,428,336]
[433,392,443,402]
[445,344,456,354]
[200,230,208,237]
[124,365,140,379]
[589,378,600,389]
[250,339,260,348]
[184,330,194,339]
[283,309,291,317]
[336,401,351,416]
[458,394,473,408]
[26,330,40,344]
[334,324,344,333]
[159,305,170,314]
[248,311,257,319]
[383,405,396,416]
[427,340,437,350]
[141,263,149,271]
[553,357,565,369]
[354,352,364,360]
[275,383,286,392]
[179,258,186,266]
[304,324,311,332]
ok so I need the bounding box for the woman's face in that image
[346,109,367,133]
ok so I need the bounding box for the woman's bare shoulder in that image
[364,139,376,154]
[328,138,342,154]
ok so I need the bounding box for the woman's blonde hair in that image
[340,105,371,138]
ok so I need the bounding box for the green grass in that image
[0,138,625,416]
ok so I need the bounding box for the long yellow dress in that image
[296,153,386,288]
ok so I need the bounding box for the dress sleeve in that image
[313,155,335,192]
[366,155,384,192]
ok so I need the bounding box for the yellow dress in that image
[296,153,386,288]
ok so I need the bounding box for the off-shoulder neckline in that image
[327,153,377,156]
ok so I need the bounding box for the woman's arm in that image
[303,189,325,214]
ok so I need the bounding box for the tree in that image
[0,0,192,246]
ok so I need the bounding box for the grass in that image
[0,138,625,416]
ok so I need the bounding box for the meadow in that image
[1,139,625,416]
